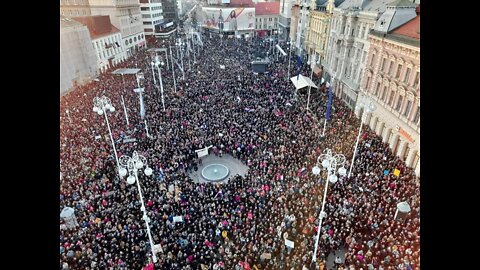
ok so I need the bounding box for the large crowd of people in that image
[60,32,420,270]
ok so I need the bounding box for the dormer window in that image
[379,20,386,28]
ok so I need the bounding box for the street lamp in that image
[169,45,177,92]
[347,95,377,178]
[119,74,129,127]
[306,54,319,112]
[92,96,120,171]
[175,38,186,80]
[151,56,165,112]
[287,39,294,81]
[311,148,346,264]
[135,73,146,119]
[118,151,160,263]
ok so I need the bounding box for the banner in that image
[326,86,333,121]
[202,7,255,31]
[285,239,294,248]
[195,147,209,158]
[173,216,183,222]
[393,169,401,177]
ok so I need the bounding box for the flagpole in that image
[287,40,293,81]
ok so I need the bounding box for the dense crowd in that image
[60,32,420,270]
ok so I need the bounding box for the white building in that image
[60,16,98,95]
[255,2,280,35]
[294,0,311,51]
[279,0,294,40]
[89,0,146,56]
[60,0,91,17]
[323,0,400,109]
[140,0,165,36]
[73,16,128,73]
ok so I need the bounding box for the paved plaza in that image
[188,154,249,184]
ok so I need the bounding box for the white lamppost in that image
[65,109,71,124]
[118,151,160,263]
[135,73,146,119]
[190,30,196,63]
[306,54,319,112]
[93,96,120,170]
[287,39,294,81]
[120,74,129,127]
[169,45,177,92]
[175,38,186,80]
[347,95,377,178]
[311,148,347,264]
[151,56,165,112]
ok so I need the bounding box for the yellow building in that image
[305,0,339,64]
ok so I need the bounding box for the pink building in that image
[360,5,420,176]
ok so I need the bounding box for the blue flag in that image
[326,86,333,120]
[296,55,301,80]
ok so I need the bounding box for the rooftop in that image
[391,7,419,40]
[72,16,120,40]
[255,2,280,16]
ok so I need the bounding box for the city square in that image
[60,0,420,269]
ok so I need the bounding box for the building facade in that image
[255,2,280,36]
[60,0,91,17]
[162,0,179,23]
[279,0,294,40]
[73,16,128,73]
[294,0,310,51]
[305,0,342,63]
[360,3,420,175]
[140,0,165,36]
[89,0,146,56]
[289,0,300,44]
[323,0,399,109]
[60,16,98,95]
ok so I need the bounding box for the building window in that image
[381,86,387,101]
[413,71,420,87]
[388,60,394,75]
[381,58,386,71]
[396,64,402,79]
[365,76,370,90]
[375,82,381,96]
[125,40,128,45]
[370,53,375,66]
[129,38,132,44]
[388,90,395,105]
[404,99,412,118]
[396,95,403,111]
[404,67,411,84]
[413,105,420,124]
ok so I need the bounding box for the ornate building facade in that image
[360,3,420,175]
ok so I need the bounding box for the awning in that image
[111,68,142,75]
[290,75,318,90]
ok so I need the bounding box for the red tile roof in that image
[255,2,280,16]
[391,13,419,40]
[72,16,120,40]
[230,0,255,7]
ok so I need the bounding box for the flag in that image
[157,167,164,181]
[326,86,333,121]
[296,54,302,80]
[393,169,401,177]
[383,170,390,176]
